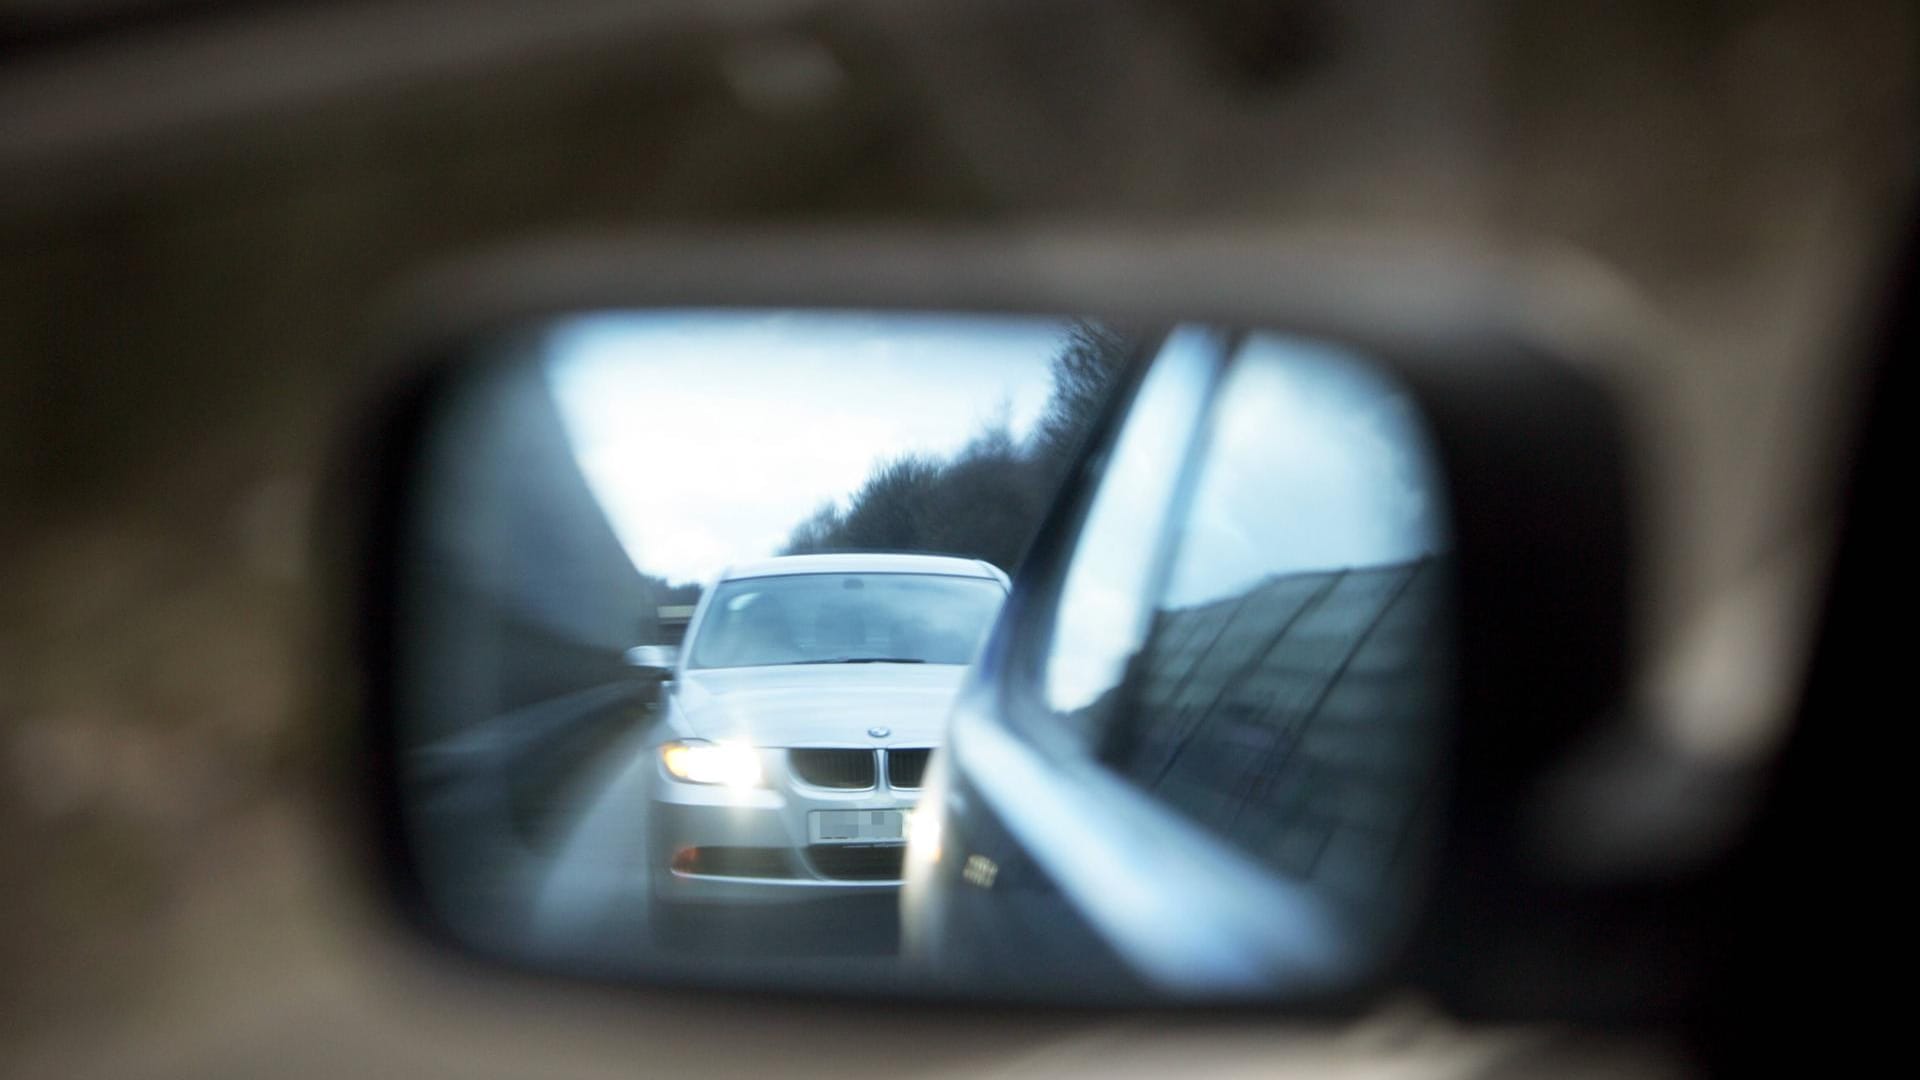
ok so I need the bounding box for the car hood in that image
[668,663,968,747]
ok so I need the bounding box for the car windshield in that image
[687,572,1006,669]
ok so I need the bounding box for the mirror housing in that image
[327,229,1645,1018]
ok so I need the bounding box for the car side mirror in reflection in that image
[333,234,1634,1014]
[622,644,677,675]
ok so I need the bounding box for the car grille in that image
[807,844,906,881]
[788,748,876,789]
[887,748,932,789]
[671,846,795,879]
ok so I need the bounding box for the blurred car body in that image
[899,327,1451,1000]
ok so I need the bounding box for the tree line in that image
[780,319,1141,573]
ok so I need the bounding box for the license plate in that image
[810,809,907,844]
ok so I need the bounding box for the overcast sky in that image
[1159,332,1446,608]
[544,310,1065,583]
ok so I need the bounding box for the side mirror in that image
[334,232,1636,1015]
[622,644,677,675]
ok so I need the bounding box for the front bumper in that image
[647,750,922,906]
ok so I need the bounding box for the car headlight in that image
[659,739,764,788]
[906,803,942,866]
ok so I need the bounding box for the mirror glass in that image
[393,310,1451,1003]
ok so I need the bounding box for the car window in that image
[1096,336,1452,904]
[688,572,1005,668]
[1036,326,1224,729]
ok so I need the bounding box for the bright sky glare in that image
[545,310,1065,583]
[1159,332,1446,607]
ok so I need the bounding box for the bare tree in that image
[780,319,1142,572]
[1029,319,1139,468]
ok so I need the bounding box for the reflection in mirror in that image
[1040,326,1221,719]
[1100,336,1448,941]
[393,309,1451,1003]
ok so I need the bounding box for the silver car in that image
[646,553,1008,927]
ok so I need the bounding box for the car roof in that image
[717,552,1007,583]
